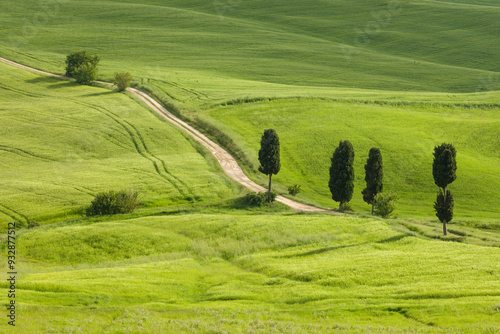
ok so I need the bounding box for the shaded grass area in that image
[0,62,236,229]
[0,213,499,332]
[206,99,500,219]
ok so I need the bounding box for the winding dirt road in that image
[0,56,329,212]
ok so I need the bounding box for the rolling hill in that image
[1,0,499,103]
[0,0,499,332]
[0,61,235,228]
[1,213,500,333]
[2,0,498,218]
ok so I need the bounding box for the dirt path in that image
[0,57,330,212]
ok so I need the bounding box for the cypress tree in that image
[362,147,383,214]
[432,143,457,235]
[434,189,454,225]
[329,140,355,211]
[258,129,281,202]
[433,144,457,189]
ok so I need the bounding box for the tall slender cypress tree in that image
[362,147,383,214]
[258,129,281,202]
[329,140,355,211]
[432,143,457,235]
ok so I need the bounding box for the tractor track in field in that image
[75,100,193,197]
[0,203,28,223]
[0,82,47,98]
[0,56,331,212]
[0,145,56,162]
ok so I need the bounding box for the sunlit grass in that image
[0,213,499,333]
[0,62,235,228]
[0,0,499,107]
[207,99,500,218]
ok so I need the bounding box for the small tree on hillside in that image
[362,147,383,214]
[374,192,398,218]
[329,140,355,211]
[114,72,132,91]
[432,143,457,235]
[65,50,100,77]
[258,129,281,203]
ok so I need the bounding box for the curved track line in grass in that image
[0,57,329,212]
[0,207,20,223]
[0,145,55,162]
[0,203,28,223]
[156,79,209,99]
[0,82,46,98]
[387,307,436,327]
[72,186,95,197]
[76,101,191,197]
[0,209,19,223]
[121,118,195,195]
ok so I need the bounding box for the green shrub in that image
[244,191,277,207]
[244,192,263,206]
[266,191,277,203]
[27,221,40,229]
[288,184,301,196]
[86,190,139,216]
[374,192,398,218]
[114,72,132,91]
[339,202,354,212]
[73,62,98,85]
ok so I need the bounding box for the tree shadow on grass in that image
[279,243,368,258]
[376,234,408,244]
[81,91,115,97]
[48,81,78,89]
[26,77,61,84]
[25,77,77,90]
[278,234,408,258]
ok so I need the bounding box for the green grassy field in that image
[1,0,500,106]
[0,61,236,229]
[0,0,499,331]
[0,0,498,220]
[1,213,499,333]
[205,99,500,218]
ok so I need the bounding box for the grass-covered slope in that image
[206,99,500,218]
[1,213,499,333]
[0,62,235,228]
[0,0,499,220]
[0,0,499,106]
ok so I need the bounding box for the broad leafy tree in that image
[329,140,355,211]
[65,51,100,84]
[432,143,457,235]
[258,129,281,202]
[362,147,383,214]
[73,62,98,85]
